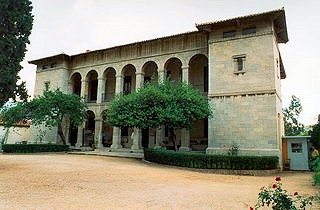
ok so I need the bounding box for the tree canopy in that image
[283,95,305,136]
[0,89,86,144]
[310,115,320,149]
[0,0,33,107]
[104,79,213,130]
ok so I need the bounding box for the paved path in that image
[0,154,317,210]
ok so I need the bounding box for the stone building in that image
[28,8,288,158]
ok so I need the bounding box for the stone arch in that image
[103,67,116,101]
[84,110,95,147]
[188,54,209,151]
[70,72,82,96]
[142,61,158,83]
[121,64,136,95]
[86,70,98,102]
[188,54,208,93]
[164,57,182,82]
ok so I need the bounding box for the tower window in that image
[232,54,246,74]
[242,27,256,35]
[223,30,236,38]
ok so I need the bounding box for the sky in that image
[19,0,320,126]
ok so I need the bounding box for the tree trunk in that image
[57,123,66,145]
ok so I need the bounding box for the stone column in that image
[135,72,145,89]
[81,79,88,102]
[179,128,190,151]
[76,123,84,147]
[132,72,145,150]
[96,77,105,103]
[94,118,104,149]
[181,65,189,83]
[155,126,165,148]
[111,74,124,149]
[115,74,124,94]
[131,128,142,150]
[111,127,122,149]
[158,69,166,83]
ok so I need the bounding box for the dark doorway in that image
[142,128,149,148]
[69,124,78,146]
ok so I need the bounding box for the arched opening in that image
[142,61,158,84]
[164,57,182,82]
[104,68,116,101]
[188,54,208,94]
[189,54,209,151]
[68,123,78,146]
[121,126,133,148]
[86,70,98,102]
[70,73,82,96]
[102,113,113,147]
[84,110,95,147]
[122,64,136,95]
[141,61,158,148]
[190,118,208,151]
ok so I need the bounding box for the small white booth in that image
[282,136,311,171]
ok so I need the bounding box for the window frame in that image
[232,54,246,74]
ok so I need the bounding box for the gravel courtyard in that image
[0,154,317,210]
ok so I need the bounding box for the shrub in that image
[2,144,69,153]
[144,148,278,170]
[313,173,320,186]
[310,157,320,172]
[251,177,315,210]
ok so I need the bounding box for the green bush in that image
[2,144,69,153]
[313,173,320,186]
[144,148,278,170]
[310,157,320,172]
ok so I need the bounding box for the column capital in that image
[98,77,104,81]
[181,65,189,70]
[136,72,145,76]
[116,74,124,79]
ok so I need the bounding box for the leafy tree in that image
[0,89,86,144]
[310,115,320,149]
[0,0,33,107]
[104,79,213,148]
[283,95,305,136]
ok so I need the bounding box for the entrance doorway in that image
[142,128,149,148]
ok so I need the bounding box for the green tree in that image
[283,95,305,136]
[104,79,213,148]
[310,115,320,149]
[0,89,86,144]
[0,0,33,107]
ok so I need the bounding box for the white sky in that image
[20,0,320,125]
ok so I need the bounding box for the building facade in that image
[29,9,288,159]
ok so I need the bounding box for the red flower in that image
[294,192,298,196]
[272,184,277,188]
[275,177,281,181]
[249,207,254,210]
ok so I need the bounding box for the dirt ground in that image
[0,154,317,210]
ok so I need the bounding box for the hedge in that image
[2,144,70,153]
[144,148,278,170]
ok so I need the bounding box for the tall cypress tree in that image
[0,0,33,107]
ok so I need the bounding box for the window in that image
[44,81,50,91]
[42,65,49,70]
[291,143,303,153]
[50,63,57,68]
[223,30,236,38]
[232,54,246,73]
[242,27,256,35]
